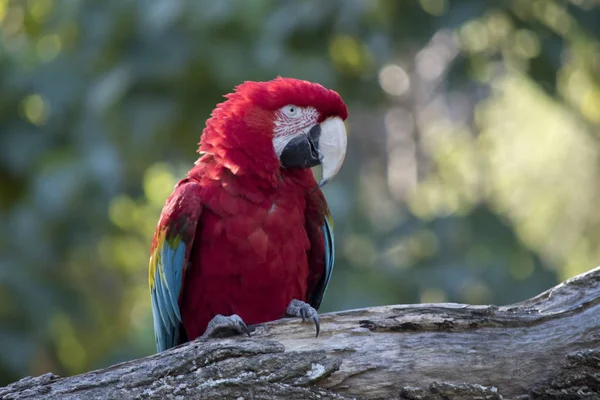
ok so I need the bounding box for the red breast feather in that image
[179,162,315,339]
[179,77,346,339]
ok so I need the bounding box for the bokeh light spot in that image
[2,6,23,36]
[513,29,540,59]
[536,1,573,36]
[419,0,448,16]
[37,34,62,62]
[379,64,410,96]
[28,0,53,22]
[109,195,137,230]
[580,90,600,123]
[143,163,178,207]
[416,47,447,81]
[21,94,49,125]
[329,35,371,75]
[486,12,512,42]
[0,0,8,23]
[459,20,489,53]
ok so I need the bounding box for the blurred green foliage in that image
[1,0,600,385]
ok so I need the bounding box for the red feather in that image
[157,77,346,342]
[178,165,314,339]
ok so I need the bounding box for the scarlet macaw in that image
[149,77,348,351]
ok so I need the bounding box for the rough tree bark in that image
[2,267,600,400]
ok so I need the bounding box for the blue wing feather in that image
[151,240,187,351]
[321,216,335,297]
[160,241,185,321]
[149,181,202,352]
[151,289,168,351]
[308,208,335,309]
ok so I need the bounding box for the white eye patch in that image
[272,106,319,157]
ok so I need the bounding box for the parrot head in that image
[198,77,348,188]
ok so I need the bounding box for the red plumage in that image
[152,78,347,344]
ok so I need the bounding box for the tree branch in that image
[2,267,600,400]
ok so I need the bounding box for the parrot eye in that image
[282,105,300,118]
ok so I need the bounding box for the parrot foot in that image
[202,314,251,338]
[286,299,320,337]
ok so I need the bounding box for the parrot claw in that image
[286,299,320,337]
[202,314,251,338]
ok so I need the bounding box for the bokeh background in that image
[2,0,600,385]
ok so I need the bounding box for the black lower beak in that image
[280,124,322,169]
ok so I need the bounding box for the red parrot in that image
[149,77,348,351]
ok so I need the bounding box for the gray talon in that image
[202,314,251,338]
[313,315,320,337]
[286,299,320,337]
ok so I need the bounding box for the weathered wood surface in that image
[2,267,600,400]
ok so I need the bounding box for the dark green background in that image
[2,0,600,385]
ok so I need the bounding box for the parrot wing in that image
[305,190,335,310]
[149,180,203,352]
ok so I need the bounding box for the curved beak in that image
[279,116,347,188]
[315,116,347,188]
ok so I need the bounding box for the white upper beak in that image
[317,116,347,188]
